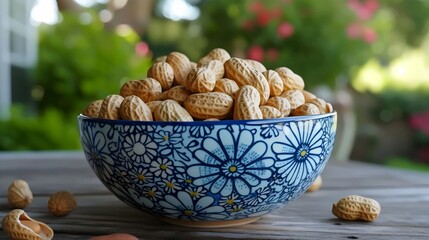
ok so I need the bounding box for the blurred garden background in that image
[1,0,429,170]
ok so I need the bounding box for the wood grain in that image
[1,152,428,239]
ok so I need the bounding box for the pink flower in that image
[249,1,265,13]
[242,20,255,31]
[346,23,362,39]
[348,0,378,20]
[257,11,272,26]
[270,9,282,20]
[356,7,374,20]
[409,111,429,135]
[364,0,379,12]
[347,0,360,9]
[362,27,377,43]
[277,22,294,39]
[417,147,429,163]
[247,45,264,62]
[267,48,280,62]
[135,41,150,56]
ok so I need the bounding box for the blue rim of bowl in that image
[78,112,336,126]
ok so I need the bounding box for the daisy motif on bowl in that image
[130,166,153,185]
[259,124,283,139]
[128,188,154,209]
[272,120,324,186]
[185,186,207,200]
[188,127,274,196]
[244,186,271,206]
[153,130,182,150]
[81,125,115,183]
[159,177,181,193]
[153,129,190,162]
[159,192,226,221]
[123,133,157,164]
[189,125,215,138]
[321,118,336,157]
[150,157,173,178]
[118,124,155,136]
[113,165,132,185]
[143,186,162,201]
[176,173,193,187]
[227,204,245,216]
[219,193,241,207]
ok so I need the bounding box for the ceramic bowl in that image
[78,112,336,227]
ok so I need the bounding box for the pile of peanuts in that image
[82,48,333,121]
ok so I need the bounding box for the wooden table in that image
[1,151,428,239]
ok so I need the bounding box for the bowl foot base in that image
[159,216,261,228]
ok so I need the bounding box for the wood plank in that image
[1,152,429,239]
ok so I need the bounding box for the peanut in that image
[204,118,220,121]
[308,97,327,114]
[185,67,216,93]
[184,92,233,120]
[291,103,320,116]
[82,100,103,118]
[119,80,139,98]
[120,96,153,121]
[233,85,263,120]
[260,105,282,119]
[166,51,192,86]
[48,191,77,217]
[246,59,267,72]
[302,90,317,102]
[154,55,167,63]
[160,85,191,105]
[146,100,162,114]
[82,48,335,121]
[281,89,305,109]
[326,102,334,113]
[306,175,322,192]
[201,60,224,80]
[89,233,138,240]
[147,62,174,91]
[119,79,162,103]
[332,195,381,222]
[276,67,305,91]
[265,96,291,117]
[224,57,270,105]
[21,220,41,234]
[213,78,239,97]
[190,61,198,69]
[154,100,193,122]
[7,179,33,209]
[263,70,284,97]
[2,209,54,240]
[198,48,231,65]
[99,94,124,120]
[135,78,162,102]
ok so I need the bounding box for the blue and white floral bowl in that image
[78,112,336,227]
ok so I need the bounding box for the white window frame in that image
[0,0,37,119]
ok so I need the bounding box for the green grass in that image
[385,157,429,172]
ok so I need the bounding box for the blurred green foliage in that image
[197,0,360,88]
[1,10,151,151]
[35,11,151,115]
[3,0,429,152]
[386,157,429,172]
[0,106,80,150]
[148,0,429,91]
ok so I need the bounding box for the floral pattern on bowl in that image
[78,113,336,225]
